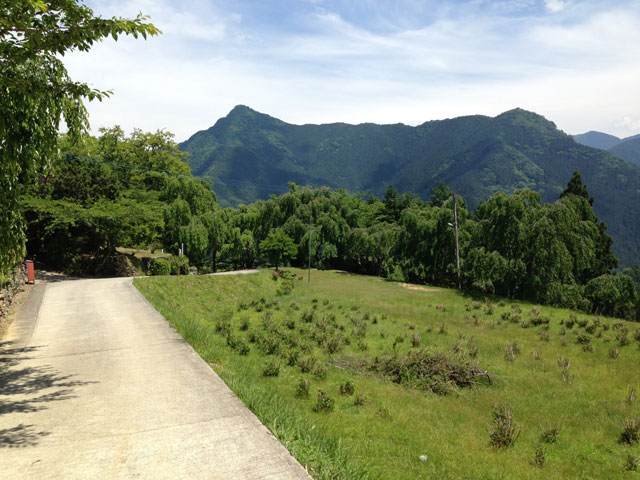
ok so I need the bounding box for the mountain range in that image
[573,131,640,167]
[180,106,640,267]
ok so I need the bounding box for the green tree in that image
[260,230,297,270]
[1,0,159,277]
[585,274,638,320]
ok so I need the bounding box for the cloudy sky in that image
[66,0,640,142]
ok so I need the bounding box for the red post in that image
[26,260,35,284]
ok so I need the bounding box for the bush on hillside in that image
[585,274,638,321]
[170,255,189,275]
[150,258,171,276]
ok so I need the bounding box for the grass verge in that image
[135,269,640,479]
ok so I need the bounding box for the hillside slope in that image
[609,136,640,168]
[181,106,640,266]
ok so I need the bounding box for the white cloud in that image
[545,0,569,13]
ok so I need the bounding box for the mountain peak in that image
[228,105,258,116]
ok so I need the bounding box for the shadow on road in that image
[34,270,82,283]
[0,341,98,448]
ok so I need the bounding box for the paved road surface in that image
[0,276,311,479]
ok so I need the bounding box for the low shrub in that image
[489,403,520,448]
[313,390,335,413]
[540,425,558,444]
[263,361,280,377]
[620,418,640,445]
[623,455,640,472]
[312,364,328,380]
[370,349,490,394]
[170,255,189,275]
[340,380,355,396]
[298,356,316,373]
[150,258,171,276]
[295,378,310,399]
[531,444,545,467]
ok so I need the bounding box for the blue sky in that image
[66,0,640,141]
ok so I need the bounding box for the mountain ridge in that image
[180,106,640,266]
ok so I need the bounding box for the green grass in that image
[134,269,640,479]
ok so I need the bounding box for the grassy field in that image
[134,269,640,479]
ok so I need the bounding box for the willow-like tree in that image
[260,230,297,271]
[0,1,160,277]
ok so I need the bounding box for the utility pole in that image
[453,194,461,290]
[308,211,312,283]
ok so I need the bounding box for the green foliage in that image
[260,230,297,270]
[218,175,626,314]
[585,274,639,320]
[150,258,171,276]
[1,0,159,277]
[170,255,189,275]
[21,128,223,275]
[313,390,335,413]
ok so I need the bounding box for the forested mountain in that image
[181,106,640,266]
[573,131,640,167]
[609,136,640,167]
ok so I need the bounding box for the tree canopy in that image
[0,0,159,278]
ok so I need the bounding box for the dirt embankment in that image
[0,263,30,336]
[399,283,440,293]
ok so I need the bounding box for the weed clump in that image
[628,387,637,404]
[340,380,355,396]
[259,334,281,355]
[284,349,300,367]
[531,444,545,467]
[411,332,421,348]
[623,455,640,472]
[504,343,520,362]
[617,333,631,347]
[313,390,335,413]
[620,418,640,445]
[353,393,368,406]
[295,378,310,399]
[263,361,280,377]
[392,335,405,352]
[301,309,315,323]
[557,357,572,384]
[489,403,520,448]
[540,425,558,444]
[370,349,490,394]
[237,341,250,356]
[298,356,316,373]
[238,317,250,331]
[312,364,328,380]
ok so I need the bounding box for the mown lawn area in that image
[134,269,640,479]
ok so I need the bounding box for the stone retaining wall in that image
[0,263,27,319]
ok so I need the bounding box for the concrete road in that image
[0,277,311,479]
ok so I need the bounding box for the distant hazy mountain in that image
[181,106,640,266]
[573,131,640,167]
[609,136,640,168]
[572,131,622,150]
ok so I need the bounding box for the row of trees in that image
[214,177,637,319]
[19,125,639,318]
